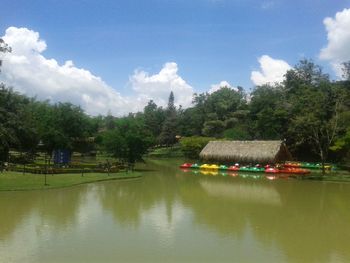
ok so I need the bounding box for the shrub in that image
[180,136,215,159]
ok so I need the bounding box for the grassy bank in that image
[0,171,141,191]
[147,146,184,158]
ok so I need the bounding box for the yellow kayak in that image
[200,164,211,169]
[200,164,219,170]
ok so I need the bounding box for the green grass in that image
[0,171,141,191]
[147,146,184,158]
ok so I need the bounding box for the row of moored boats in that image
[179,162,333,175]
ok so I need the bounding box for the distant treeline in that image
[0,59,349,165]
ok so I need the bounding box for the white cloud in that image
[0,27,195,115]
[250,55,291,86]
[208,80,238,94]
[319,8,350,78]
[129,62,194,108]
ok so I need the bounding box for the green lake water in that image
[1,159,350,263]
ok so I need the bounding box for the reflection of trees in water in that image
[252,182,350,263]
[98,171,180,228]
[0,185,87,240]
[179,174,350,263]
[0,191,37,239]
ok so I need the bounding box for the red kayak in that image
[228,165,240,171]
[180,163,192,169]
[284,162,301,168]
[265,167,280,174]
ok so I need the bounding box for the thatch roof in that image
[199,140,292,164]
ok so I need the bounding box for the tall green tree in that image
[159,91,178,146]
[0,86,37,161]
[101,115,153,169]
[249,85,289,139]
[284,60,348,171]
[143,100,165,139]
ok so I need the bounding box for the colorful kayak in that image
[284,162,301,168]
[191,163,200,169]
[265,167,280,174]
[279,167,310,174]
[239,167,265,173]
[200,164,219,170]
[208,164,219,170]
[179,163,192,169]
[219,165,228,170]
[228,165,240,171]
[300,162,332,169]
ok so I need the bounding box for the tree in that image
[0,85,38,161]
[143,100,165,138]
[286,75,345,173]
[159,91,178,146]
[180,136,214,159]
[0,38,11,71]
[202,120,225,137]
[341,61,350,80]
[249,85,289,139]
[101,116,153,169]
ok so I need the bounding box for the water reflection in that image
[0,160,349,263]
[0,186,87,240]
[177,169,350,263]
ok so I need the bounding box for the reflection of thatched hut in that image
[199,140,292,164]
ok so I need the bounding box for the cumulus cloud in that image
[0,27,195,115]
[129,62,194,108]
[250,55,291,86]
[319,8,350,78]
[208,80,237,94]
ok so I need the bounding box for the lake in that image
[1,158,350,263]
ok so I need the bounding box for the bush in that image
[180,136,215,159]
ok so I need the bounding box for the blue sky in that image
[1,0,350,115]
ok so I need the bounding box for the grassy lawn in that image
[0,171,141,191]
[147,146,184,158]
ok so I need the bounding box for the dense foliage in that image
[1,44,349,165]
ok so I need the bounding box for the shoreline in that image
[0,171,142,192]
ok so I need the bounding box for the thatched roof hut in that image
[199,140,292,164]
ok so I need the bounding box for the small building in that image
[199,140,292,164]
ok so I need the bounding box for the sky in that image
[0,0,350,115]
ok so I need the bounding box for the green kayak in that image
[300,162,332,169]
[191,163,200,169]
[239,167,265,173]
[219,165,228,170]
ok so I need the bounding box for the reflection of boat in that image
[199,180,281,206]
[239,173,264,179]
[180,163,192,168]
[180,168,191,173]
[227,172,239,177]
[200,170,219,176]
[266,175,278,180]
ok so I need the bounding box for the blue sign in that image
[53,149,71,164]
